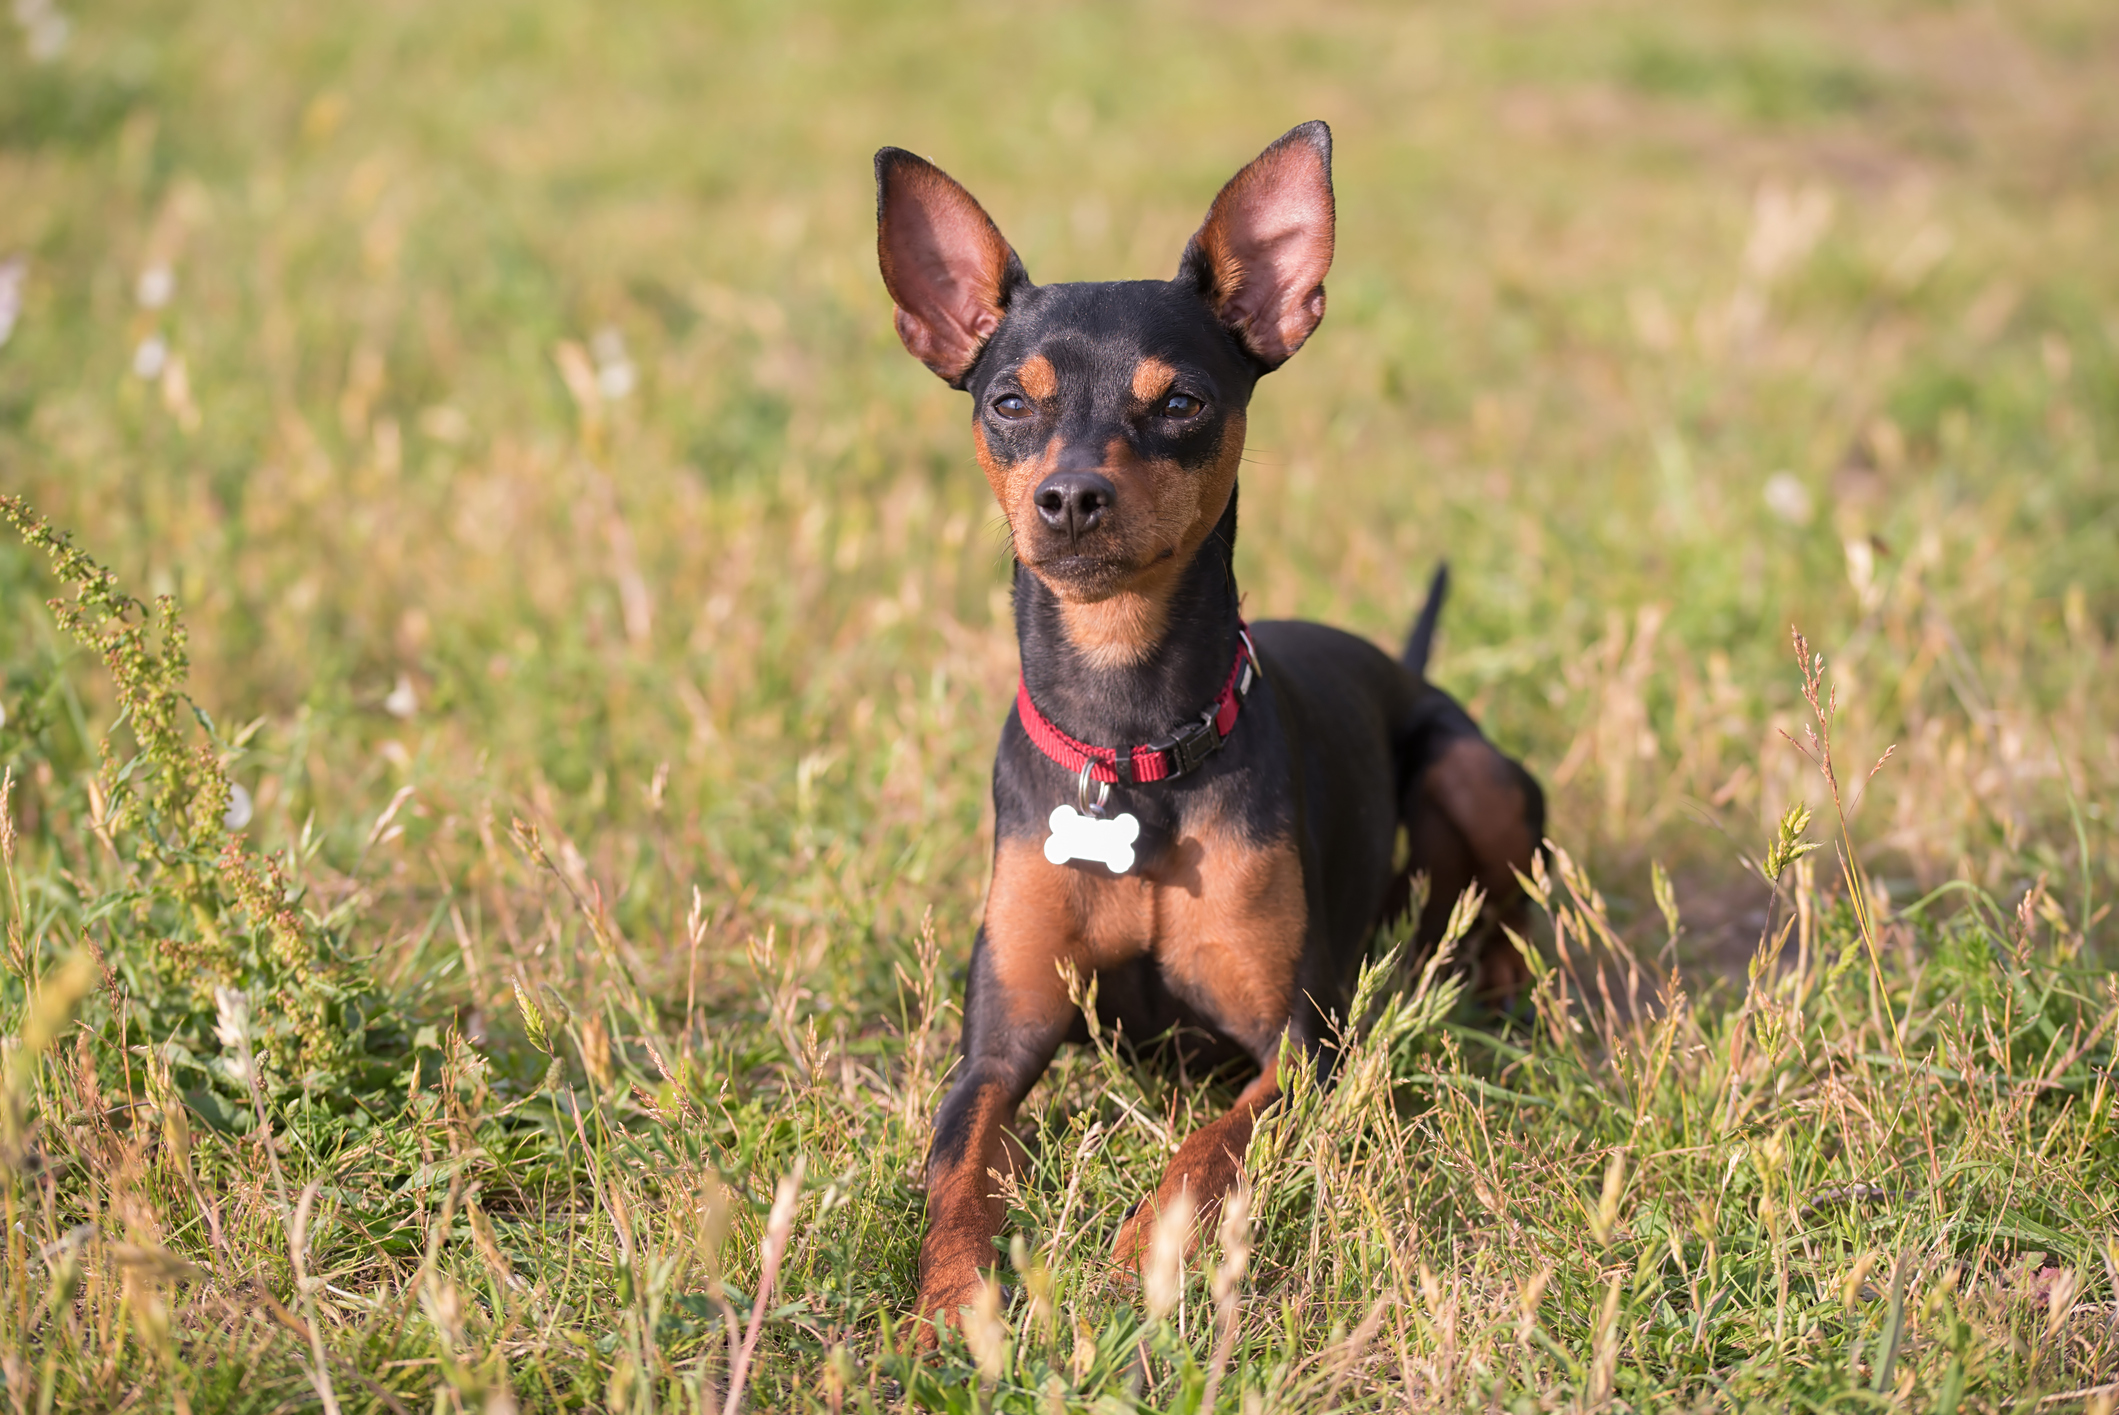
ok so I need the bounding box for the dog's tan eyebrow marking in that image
[1131,357,1178,402]
[1016,354,1057,401]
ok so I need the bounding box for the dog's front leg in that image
[1108,831,1309,1270]
[1109,1055,1282,1269]
[916,921,1072,1333]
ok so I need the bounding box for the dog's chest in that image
[987,811,1307,1037]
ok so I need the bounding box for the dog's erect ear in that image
[875,148,1030,387]
[1178,121,1335,370]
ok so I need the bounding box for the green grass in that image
[1,0,2116,1408]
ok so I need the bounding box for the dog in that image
[873,121,1544,1329]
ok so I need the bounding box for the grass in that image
[1,0,2116,1408]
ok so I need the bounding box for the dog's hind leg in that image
[1398,695,1544,1000]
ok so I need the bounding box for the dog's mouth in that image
[1035,547,1127,573]
[1026,551,1130,595]
[1020,539,1175,597]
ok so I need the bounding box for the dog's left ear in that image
[876,148,1030,387]
[1179,121,1335,370]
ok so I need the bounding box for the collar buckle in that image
[1154,709,1225,778]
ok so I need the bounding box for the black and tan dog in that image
[874,121,1543,1328]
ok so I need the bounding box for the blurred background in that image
[1,0,2113,982]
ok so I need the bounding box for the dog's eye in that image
[992,394,1034,420]
[1160,393,1203,419]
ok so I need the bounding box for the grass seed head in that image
[512,976,549,1053]
[1763,801,1821,882]
[967,1275,1008,1382]
[1590,1149,1629,1248]
[1143,1188,1197,1323]
[1212,1180,1254,1304]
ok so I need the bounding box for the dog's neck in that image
[1013,492,1243,749]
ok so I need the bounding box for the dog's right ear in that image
[875,149,1029,387]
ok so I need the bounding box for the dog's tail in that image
[1402,562,1449,678]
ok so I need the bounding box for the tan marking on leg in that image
[1475,912,1532,999]
[1424,737,1536,897]
[978,816,1307,1295]
[917,1085,1012,1330]
[1416,736,1538,1001]
[1406,796,1474,945]
[1107,816,1305,1271]
[1130,356,1177,403]
[918,846,1090,1333]
[1111,1060,1280,1270]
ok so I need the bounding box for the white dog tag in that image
[1044,805,1140,874]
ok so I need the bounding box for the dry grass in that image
[0,0,2115,1409]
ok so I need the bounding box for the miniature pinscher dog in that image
[873,121,1544,1329]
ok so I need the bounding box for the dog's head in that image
[875,124,1335,662]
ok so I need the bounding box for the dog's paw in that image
[1110,1150,1246,1275]
[911,1273,982,1348]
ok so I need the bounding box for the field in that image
[2,0,2117,1409]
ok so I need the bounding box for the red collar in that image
[1015,625,1261,786]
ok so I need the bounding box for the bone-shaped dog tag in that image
[1044,805,1140,874]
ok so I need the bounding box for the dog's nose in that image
[1033,470,1115,539]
